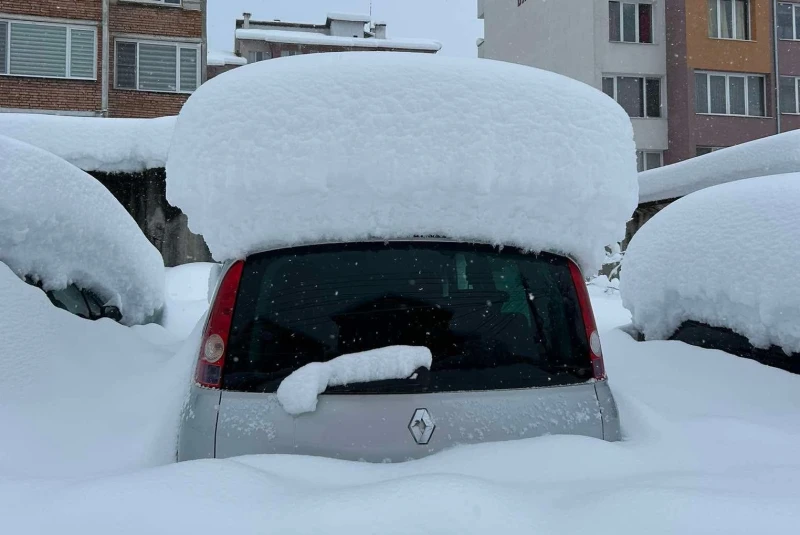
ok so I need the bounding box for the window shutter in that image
[115,41,137,89]
[139,43,177,91]
[69,29,95,79]
[9,23,67,77]
[0,22,7,74]
[179,47,198,92]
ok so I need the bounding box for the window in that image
[780,76,800,114]
[637,150,663,172]
[778,3,800,40]
[696,146,725,156]
[115,40,199,93]
[695,72,765,116]
[609,2,653,43]
[223,242,593,394]
[0,19,96,79]
[708,0,750,40]
[602,75,661,117]
[280,49,299,57]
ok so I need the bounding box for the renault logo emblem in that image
[408,408,435,445]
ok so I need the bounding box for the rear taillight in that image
[195,260,244,388]
[568,260,606,380]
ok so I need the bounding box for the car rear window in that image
[223,242,591,393]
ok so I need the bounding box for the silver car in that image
[178,240,620,462]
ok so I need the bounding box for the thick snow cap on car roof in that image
[0,135,165,325]
[166,52,638,273]
[621,173,800,354]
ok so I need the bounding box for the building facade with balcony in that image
[0,0,205,118]
[479,0,800,168]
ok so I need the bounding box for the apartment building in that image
[233,12,441,66]
[479,0,668,171]
[0,0,205,118]
[480,0,800,167]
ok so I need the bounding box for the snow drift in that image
[167,52,638,273]
[0,135,165,324]
[0,113,175,173]
[0,262,194,478]
[277,346,432,415]
[160,262,217,339]
[639,129,800,203]
[622,172,800,353]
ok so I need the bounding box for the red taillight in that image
[568,260,606,380]
[195,260,244,388]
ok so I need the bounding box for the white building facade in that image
[478,0,668,171]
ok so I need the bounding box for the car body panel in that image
[178,386,221,461]
[178,380,617,462]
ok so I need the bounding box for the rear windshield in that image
[223,242,591,393]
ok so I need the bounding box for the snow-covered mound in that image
[277,346,432,415]
[160,262,217,339]
[0,135,165,324]
[0,262,194,478]
[167,52,638,273]
[0,113,175,173]
[639,130,800,203]
[622,173,800,353]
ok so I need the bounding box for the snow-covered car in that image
[622,172,800,374]
[0,135,165,326]
[169,53,638,461]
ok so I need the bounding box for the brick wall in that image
[0,0,202,118]
[0,0,101,21]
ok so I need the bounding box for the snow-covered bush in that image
[0,135,165,324]
[621,172,800,353]
[167,52,638,274]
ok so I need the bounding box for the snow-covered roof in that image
[166,52,638,273]
[207,50,247,67]
[326,12,371,23]
[639,130,800,203]
[0,135,165,324]
[0,113,175,173]
[622,172,800,354]
[235,28,442,52]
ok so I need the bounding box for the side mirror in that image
[102,305,123,322]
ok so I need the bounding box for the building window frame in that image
[696,146,725,156]
[608,2,654,44]
[602,75,663,118]
[636,150,663,172]
[779,75,800,114]
[0,18,97,80]
[777,2,800,40]
[120,0,182,7]
[114,38,200,94]
[695,71,766,117]
[707,0,751,41]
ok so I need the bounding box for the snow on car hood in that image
[621,172,800,353]
[0,135,165,324]
[166,52,638,274]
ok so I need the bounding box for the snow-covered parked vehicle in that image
[0,135,165,326]
[622,173,800,374]
[168,53,638,461]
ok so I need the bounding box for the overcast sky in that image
[208,0,483,57]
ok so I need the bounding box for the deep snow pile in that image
[167,52,638,273]
[207,50,247,67]
[160,262,217,339]
[639,129,800,203]
[277,346,432,415]
[0,262,194,478]
[0,135,164,324]
[0,113,175,173]
[2,307,799,533]
[622,173,800,353]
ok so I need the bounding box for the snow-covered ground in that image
[2,269,797,534]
